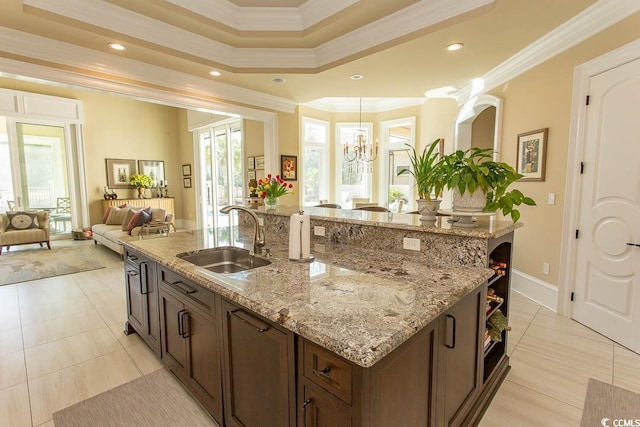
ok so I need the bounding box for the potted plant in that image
[430,147,536,222]
[398,138,443,221]
[129,173,152,198]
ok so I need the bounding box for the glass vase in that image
[264,196,279,209]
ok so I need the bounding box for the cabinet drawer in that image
[303,340,353,405]
[159,267,216,317]
[124,248,143,267]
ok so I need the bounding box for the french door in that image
[0,117,73,236]
[197,121,244,244]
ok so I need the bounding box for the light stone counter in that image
[123,230,494,367]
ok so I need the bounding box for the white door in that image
[572,58,640,353]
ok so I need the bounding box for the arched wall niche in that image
[453,94,503,161]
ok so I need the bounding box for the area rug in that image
[52,369,219,427]
[581,379,640,426]
[0,245,105,286]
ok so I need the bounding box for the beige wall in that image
[277,109,300,206]
[0,77,184,225]
[176,110,194,222]
[491,12,640,286]
[471,106,496,151]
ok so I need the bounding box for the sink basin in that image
[177,246,271,274]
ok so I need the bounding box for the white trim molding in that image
[454,0,640,105]
[511,269,558,312]
[558,38,640,317]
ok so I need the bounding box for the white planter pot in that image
[416,198,442,221]
[452,188,486,212]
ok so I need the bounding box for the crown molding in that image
[0,28,298,113]
[166,0,357,31]
[453,0,640,105]
[24,0,492,70]
[303,97,425,113]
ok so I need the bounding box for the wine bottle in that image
[487,295,504,304]
[490,265,506,276]
[489,259,507,269]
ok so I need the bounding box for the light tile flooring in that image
[1,240,639,426]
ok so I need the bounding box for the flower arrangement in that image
[252,174,294,200]
[129,173,153,188]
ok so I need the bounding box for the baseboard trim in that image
[176,219,196,230]
[511,269,558,312]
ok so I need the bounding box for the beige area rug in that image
[581,379,640,426]
[53,369,219,427]
[0,245,105,286]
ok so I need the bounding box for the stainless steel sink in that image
[177,246,271,274]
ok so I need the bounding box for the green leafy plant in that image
[398,138,442,200]
[430,147,536,222]
[129,173,152,188]
[388,188,406,203]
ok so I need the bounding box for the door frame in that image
[378,116,416,210]
[558,38,640,316]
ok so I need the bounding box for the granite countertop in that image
[124,231,493,368]
[256,205,522,239]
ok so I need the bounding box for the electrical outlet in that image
[314,226,325,236]
[547,193,556,205]
[403,237,421,251]
[258,218,264,226]
[543,262,550,275]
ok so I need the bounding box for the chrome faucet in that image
[219,205,265,256]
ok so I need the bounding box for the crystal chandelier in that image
[343,98,378,173]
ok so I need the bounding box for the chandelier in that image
[343,98,378,173]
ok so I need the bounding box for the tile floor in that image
[1,240,639,426]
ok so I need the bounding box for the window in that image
[301,118,330,206]
[335,122,373,207]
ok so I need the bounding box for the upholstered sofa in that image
[0,211,51,254]
[92,206,174,256]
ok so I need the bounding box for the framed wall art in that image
[182,164,191,176]
[183,177,192,188]
[516,128,548,181]
[138,160,166,186]
[247,170,256,181]
[280,155,297,181]
[106,158,136,189]
[247,156,255,170]
[255,155,265,170]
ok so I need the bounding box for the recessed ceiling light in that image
[272,77,286,84]
[350,74,364,80]
[445,43,464,51]
[209,71,221,77]
[108,42,126,51]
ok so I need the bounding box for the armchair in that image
[0,211,51,254]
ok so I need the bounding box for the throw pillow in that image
[127,208,152,234]
[121,207,141,231]
[102,204,128,224]
[6,211,39,230]
[150,208,166,222]
[105,207,129,225]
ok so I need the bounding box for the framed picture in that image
[517,128,548,181]
[281,155,297,181]
[255,155,265,170]
[248,170,256,180]
[138,160,165,186]
[182,164,191,176]
[183,177,192,188]
[247,157,255,169]
[106,158,136,189]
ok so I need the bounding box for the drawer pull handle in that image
[445,314,456,349]
[230,309,270,333]
[126,270,139,277]
[177,309,184,337]
[139,262,149,295]
[172,281,196,295]
[312,366,331,381]
[127,255,138,261]
[180,310,190,338]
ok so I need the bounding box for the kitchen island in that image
[121,209,519,427]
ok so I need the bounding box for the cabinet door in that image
[142,260,160,353]
[124,261,145,334]
[159,288,188,378]
[222,301,293,427]
[438,288,482,427]
[183,305,222,421]
[302,385,351,427]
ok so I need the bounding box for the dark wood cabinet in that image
[124,248,160,355]
[301,384,352,427]
[221,300,296,427]
[437,287,483,427]
[158,267,222,423]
